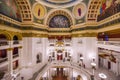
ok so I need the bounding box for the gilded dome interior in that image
[0,0,119,32]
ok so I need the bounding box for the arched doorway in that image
[57,54,63,60]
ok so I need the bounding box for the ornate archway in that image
[44,9,75,28]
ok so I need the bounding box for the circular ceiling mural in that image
[73,3,87,19]
[49,15,71,28]
[32,3,46,19]
[43,0,77,4]
[36,0,83,8]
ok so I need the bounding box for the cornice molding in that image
[22,33,48,37]
[72,32,97,37]
[0,13,120,35]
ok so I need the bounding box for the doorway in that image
[108,61,111,70]
[57,54,63,60]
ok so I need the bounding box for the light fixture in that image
[80,57,84,60]
[91,62,96,67]
[99,73,107,80]
[91,62,96,76]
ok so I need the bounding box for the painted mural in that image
[97,0,120,21]
[32,3,46,19]
[41,0,78,5]
[0,0,21,22]
[49,15,70,28]
[73,3,87,19]
[29,0,89,25]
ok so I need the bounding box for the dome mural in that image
[0,0,21,22]
[32,3,46,19]
[30,0,89,25]
[49,15,71,28]
[35,0,83,8]
[43,0,78,4]
[73,3,87,19]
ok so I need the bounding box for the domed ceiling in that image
[0,0,21,22]
[0,0,119,29]
[35,0,82,8]
[30,0,89,27]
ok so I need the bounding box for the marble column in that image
[7,48,13,75]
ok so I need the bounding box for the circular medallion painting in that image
[32,3,46,19]
[49,15,70,28]
[73,3,87,19]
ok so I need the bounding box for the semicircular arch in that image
[12,33,22,40]
[0,30,12,40]
[44,9,75,27]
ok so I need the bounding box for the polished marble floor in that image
[88,68,119,80]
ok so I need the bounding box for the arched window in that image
[13,35,19,44]
[0,34,8,46]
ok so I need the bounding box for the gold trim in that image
[18,46,23,49]
[82,32,97,37]
[0,30,22,40]
[0,30,12,40]
[72,32,97,37]
[7,48,13,51]
[12,33,22,40]
[22,33,48,37]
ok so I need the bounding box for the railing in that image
[48,61,94,80]
[32,61,98,80]
[13,40,19,44]
[0,40,8,46]
[29,63,48,80]
[70,62,93,80]
[1,72,12,80]
[97,41,120,46]
[0,57,8,63]
[13,54,19,58]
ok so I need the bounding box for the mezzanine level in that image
[97,41,120,52]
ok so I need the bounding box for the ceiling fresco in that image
[32,3,46,19]
[29,0,89,26]
[0,0,21,22]
[97,0,120,21]
[73,3,87,19]
[41,0,78,5]
[49,15,71,28]
[35,0,82,8]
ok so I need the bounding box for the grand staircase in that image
[52,68,68,80]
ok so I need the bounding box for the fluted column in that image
[7,48,13,74]
[18,46,22,70]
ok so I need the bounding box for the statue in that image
[36,54,40,63]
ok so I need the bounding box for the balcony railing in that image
[0,57,8,63]
[13,54,19,58]
[13,40,19,44]
[0,40,8,46]
[97,41,120,46]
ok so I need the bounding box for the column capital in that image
[7,48,13,51]
[18,46,22,49]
